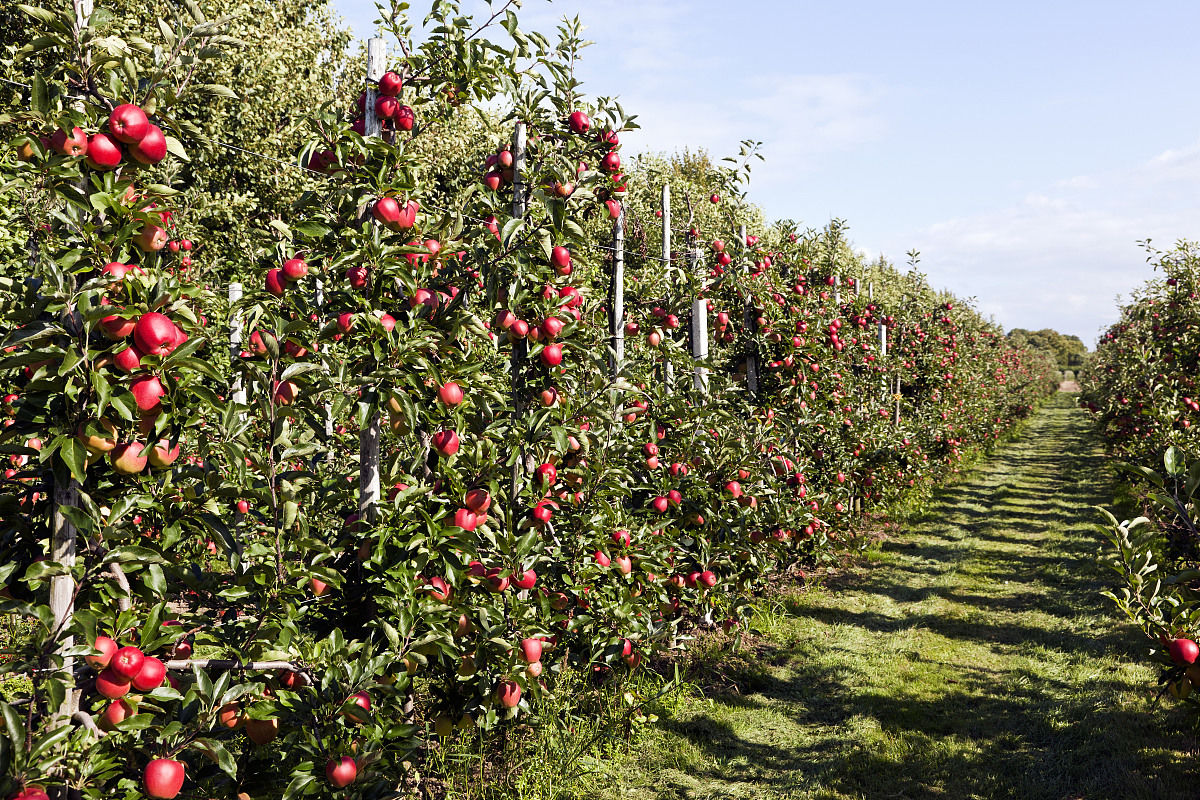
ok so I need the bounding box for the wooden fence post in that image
[608,203,624,379]
[661,184,674,388]
[689,245,708,394]
[833,273,841,306]
[228,283,246,405]
[359,36,386,524]
[739,224,759,397]
[49,0,95,738]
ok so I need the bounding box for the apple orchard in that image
[0,2,1058,799]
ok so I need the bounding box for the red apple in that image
[465,489,491,513]
[109,442,148,475]
[129,124,167,165]
[535,462,557,486]
[541,344,563,367]
[108,103,150,143]
[568,110,591,134]
[432,429,459,457]
[110,646,145,680]
[520,638,543,663]
[86,635,118,670]
[133,312,179,357]
[132,655,166,691]
[95,667,132,699]
[1170,638,1199,666]
[282,256,308,281]
[326,757,357,788]
[135,224,168,252]
[144,758,185,800]
[379,70,403,96]
[265,268,287,297]
[438,381,463,405]
[395,105,415,131]
[514,568,537,590]
[50,126,88,157]
[130,375,166,412]
[85,133,122,170]
[496,679,521,708]
[98,698,134,731]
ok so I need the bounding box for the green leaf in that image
[30,73,46,114]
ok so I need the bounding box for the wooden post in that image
[879,320,887,358]
[608,203,625,378]
[661,184,674,388]
[833,274,841,306]
[228,283,246,405]
[689,245,708,394]
[359,37,385,524]
[739,224,759,397]
[48,0,96,735]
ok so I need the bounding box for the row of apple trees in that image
[1083,240,1200,708]
[0,2,1058,798]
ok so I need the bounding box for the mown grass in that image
[562,393,1200,800]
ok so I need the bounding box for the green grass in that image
[571,394,1200,800]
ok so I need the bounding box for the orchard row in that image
[0,4,1057,799]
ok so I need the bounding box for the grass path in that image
[593,394,1199,799]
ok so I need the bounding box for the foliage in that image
[1006,327,1089,369]
[0,1,1058,797]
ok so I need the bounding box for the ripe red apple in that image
[535,462,557,486]
[144,758,185,800]
[710,193,720,204]
[514,568,537,590]
[132,655,166,691]
[109,442,148,475]
[147,440,180,469]
[650,496,669,514]
[110,646,145,680]
[431,429,459,457]
[465,489,491,513]
[135,224,168,252]
[100,311,136,340]
[601,151,620,172]
[50,126,88,157]
[395,105,415,131]
[272,380,299,406]
[699,570,717,588]
[568,110,591,134]
[282,257,308,281]
[453,508,478,532]
[594,550,610,567]
[99,698,135,731]
[541,344,563,367]
[551,246,571,272]
[373,196,402,228]
[129,124,167,165]
[379,70,403,96]
[346,265,369,289]
[108,103,150,143]
[85,133,123,170]
[130,375,166,412]
[426,575,452,602]
[326,757,357,788]
[1169,638,1199,666]
[245,717,279,745]
[520,638,543,663]
[375,95,399,120]
[344,690,371,723]
[265,268,287,297]
[86,635,118,669]
[438,381,464,405]
[615,555,632,575]
[95,667,132,699]
[496,679,522,708]
[133,312,179,357]
[109,344,142,373]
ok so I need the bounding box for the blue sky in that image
[332,0,1200,345]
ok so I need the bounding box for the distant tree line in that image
[1007,328,1089,368]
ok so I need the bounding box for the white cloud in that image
[865,140,1200,345]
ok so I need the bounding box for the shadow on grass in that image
[633,401,1200,800]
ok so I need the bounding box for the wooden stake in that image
[359,37,385,524]
[608,203,625,377]
[228,283,246,405]
[662,183,674,388]
[689,246,708,394]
